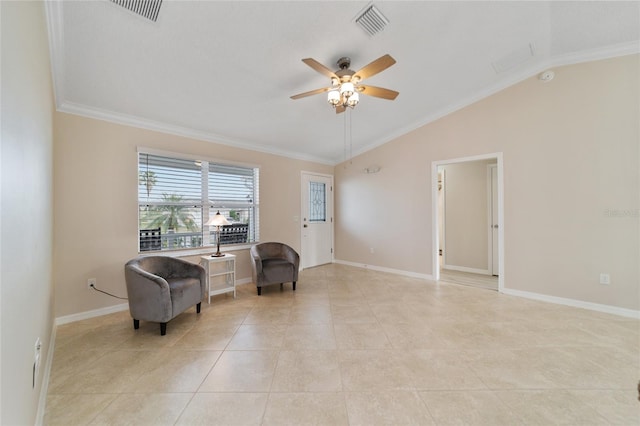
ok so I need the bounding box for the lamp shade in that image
[205,211,230,227]
[327,90,340,106]
[340,82,354,97]
[346,91,359,107]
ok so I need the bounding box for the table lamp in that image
[205,211,230,257]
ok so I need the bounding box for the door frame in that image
[488,163,499,276]
[300,171,335,269]
[431,153,504,292]
[438,169,446,267]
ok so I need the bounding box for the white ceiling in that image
[46,1,640,165]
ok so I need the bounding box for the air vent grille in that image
[110,0,163,22]
[355,5,389,37]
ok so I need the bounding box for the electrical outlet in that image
[88,278,96,289]
[370,247,375,254]
[599,273,610,285]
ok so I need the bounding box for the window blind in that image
[137,152,259,252]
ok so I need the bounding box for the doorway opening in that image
[432,153,504,292]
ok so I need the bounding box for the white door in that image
[490,165,499,276]
[301,172,334,269]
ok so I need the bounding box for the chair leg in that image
[160,323,167,336]
[133,319,139,330]
[280,283,283,291]
[257,287,262,296]
[196,302,201,314]
[293,281,296,291]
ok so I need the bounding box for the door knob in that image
[303,224,308,228]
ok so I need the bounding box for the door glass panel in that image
[309,182,326,222]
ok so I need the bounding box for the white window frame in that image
[137,147,260,255]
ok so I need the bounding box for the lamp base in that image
[211,253,225,257]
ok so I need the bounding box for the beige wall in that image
[53,113,332,318]
[441,159,495,272]
[335,55,639,311]
[1,1,55,423]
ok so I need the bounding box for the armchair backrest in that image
[126,256,204,281]
[251,242,299,267]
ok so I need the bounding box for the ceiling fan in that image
[290,54,399,113]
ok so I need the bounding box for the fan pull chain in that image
[343,110,348,166]
[343,108,354,166]
[348,108,353,165]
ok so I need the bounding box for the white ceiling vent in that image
[355,5,389,37]
[110,0,163,22]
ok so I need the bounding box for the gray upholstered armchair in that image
[250,242,300,295]
[124,256,206,335]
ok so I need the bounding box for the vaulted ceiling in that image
[46,1,640,164]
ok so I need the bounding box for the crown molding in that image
[344,41,640,164]
[58,101,335,165]
[44,0,65,110]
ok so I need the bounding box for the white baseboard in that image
[55,303,129,326]
[236,277,253,285]
[442,264,491,275]
[333,259,433,280]
[55,278,255,326]
[333,259,638,319]
[502,288,640,319]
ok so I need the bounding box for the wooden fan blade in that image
[353,54,396,81]
[357,85,399,100]
[335,105,346,114]
[290,87,331,100]
[302,58,338,79]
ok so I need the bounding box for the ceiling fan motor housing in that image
[337,57,351,69]
[335,58,356,83]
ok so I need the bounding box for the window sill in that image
[138,243,253,259]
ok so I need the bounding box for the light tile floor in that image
[439,268,498,291]
[45,264,640,425]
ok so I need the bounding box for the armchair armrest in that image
[127,264,170,288]
[282,246,300,269]
[250,249,263,275]
[124,263,172,322]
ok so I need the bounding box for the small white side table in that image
[200,254,236,303]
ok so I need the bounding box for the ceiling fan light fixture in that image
[291,54,398,113]
[340,82,354,97]
[346,91,359,107]
[328,90,341,106]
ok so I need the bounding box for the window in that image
[138,151,259,252]
[308,181,326,222]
